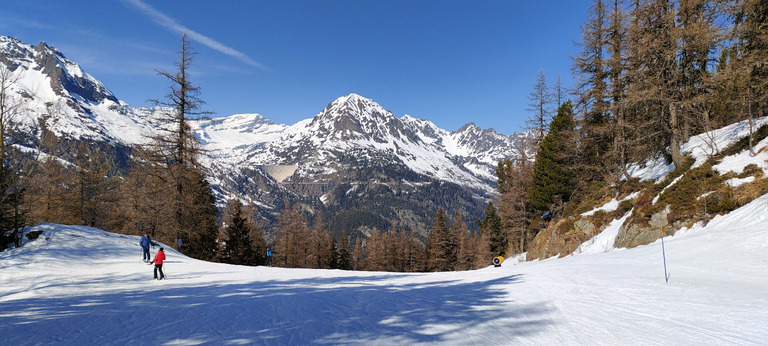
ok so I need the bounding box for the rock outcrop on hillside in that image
[527,118,768,260]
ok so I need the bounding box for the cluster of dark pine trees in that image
[218,201,498,271]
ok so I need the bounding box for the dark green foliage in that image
[179,174,219,261]
[220,200,255,265]
[337,233,351,270]
[654,155,695,193]
[528,102,578,212]
[327,236,339,269]
[739,0,768,108]
[328,209,390,239]
[0,165,24,250]
[249,226,267,266]
[478,202,505,257]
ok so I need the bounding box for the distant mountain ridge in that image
[0,35,528,236]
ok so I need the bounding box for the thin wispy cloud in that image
[0,13,57,32]
[121,0,269,72]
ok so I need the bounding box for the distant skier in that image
[150,247,166,280]
[266,247,272,266]
[139,234,152,262]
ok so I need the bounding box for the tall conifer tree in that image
[528,102,577,214]
[478,202,505,258]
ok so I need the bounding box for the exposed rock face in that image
[529,202,697,260]
[613,207,668,249]
[527,221,562,260]
[573,219,597,238]
[527,218,595,260]
[32,41,118,104]
[613,206,696,249]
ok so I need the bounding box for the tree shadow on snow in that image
[0,272,555,345]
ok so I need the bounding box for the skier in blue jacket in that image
[140,234,152,262]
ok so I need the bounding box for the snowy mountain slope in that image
[190,113,288,160]
[402,115,536,180]
[0,35,152,146]
[236,94,499,192]
[2,197,767,345]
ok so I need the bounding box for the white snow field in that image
[2,194,767,345]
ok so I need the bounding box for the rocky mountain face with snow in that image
[0,35,150,166]
[1,35,528,236]
[194,93,534,236]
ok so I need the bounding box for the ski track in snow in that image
[3,194,768,345]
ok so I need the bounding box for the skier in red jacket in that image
[150,247,166,280]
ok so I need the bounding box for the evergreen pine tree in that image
[528,101,578,213]
[327,235,339,269]
[478,202,505,258]
[249,221,267,266]
[220,200,254,265]
[338,233,352,270]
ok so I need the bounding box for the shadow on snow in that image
[1,270,554,345]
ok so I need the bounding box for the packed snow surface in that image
[2,195,768,345]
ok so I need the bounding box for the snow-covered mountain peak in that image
[1,35,117,104]
[0,35,151,145]
[308,93,408,143]
[455,122,483,135]
[317,93,394,122]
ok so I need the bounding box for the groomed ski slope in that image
[2,196,767,345]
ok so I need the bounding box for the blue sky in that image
[1,0,591,135]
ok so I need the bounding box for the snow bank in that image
[628,117,768,181]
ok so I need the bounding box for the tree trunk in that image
[669,102,684,168]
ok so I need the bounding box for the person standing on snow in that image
[140,234,152,262]
[150,247,166,280]
[266,247,272,266]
